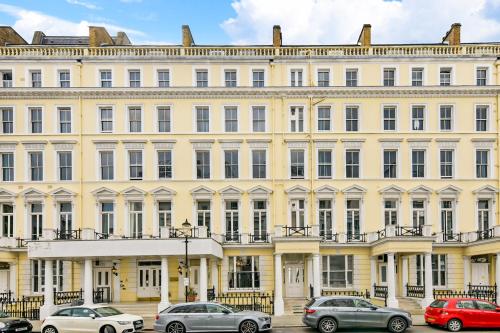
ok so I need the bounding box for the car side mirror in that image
[89,314,96,319]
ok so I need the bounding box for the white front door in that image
[94,268,112,302]
[285,264,304,298]
[137,265,161,298]
[0,270,8,292]
[379,263,388,286]
[471,263,489,285]
[190,266,200,296]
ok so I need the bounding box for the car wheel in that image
[447,319,462,332]
[42,326,58,333]
[318,317,337,333]
[102,325,116,333]
[388,316,408,333]
[166,321,185,333]
[239,320,258,333]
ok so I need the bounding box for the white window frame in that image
[474,64,492,86]
[316,105,333,132]
[126,68,142,88]
[288,67,306,87]
[438,65,455,86]
[55,150,73,182]
[439,148,455,179]
[316,68,331,87]
[381,104,398,132]
[410,148,427,179]
[222,68,239,88]
[126,105,143,133]
[222,149,240,180]
[0,105,15,134]
[410,199,427,228]
[194,149,211,180]
[474,104,491,132]
[475,148,491,179]
[223,105,239,133]
[344,104,361,132]
[155,67,172,88]
[289,105,307,132]
[381,66,398,86]
[56,105,72,134]
[438,104,455,132]
[26,150,44,182]
[410,104,426,131]
[250,105,268,133]
[127,149,144,180]
[26,106,43,134]
[97,149,115,181]
[156,149,173,180]
[193,105,211,133]
[409,65,426,86]
[155,104,173,133]
[250,148,268,180]
[344,148,362,179]
[316,148,333,179]
[97,105,114,133]
[288,147,307,179]
[321,255,354,289]
[97,69,113,88]
[344,66,361,87]
[193,68,209,88]
[381,148,399,179]
[249,68,267,87]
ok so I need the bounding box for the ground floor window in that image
[228,256,260,290]
[322,255,353,288]
[31,260,64,293]
[432,254,447,287]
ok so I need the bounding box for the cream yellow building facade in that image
[0,23,498,318]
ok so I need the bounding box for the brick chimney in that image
[0,26,27,46]
[357,24,371,47]
[89,26,114,47]
[182,25,194,47]
[442,23,461,46]
[273,25,282,47]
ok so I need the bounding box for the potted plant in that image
[187,288,197,302]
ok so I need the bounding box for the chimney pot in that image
[273,25,282,48]
[442,23,461,46]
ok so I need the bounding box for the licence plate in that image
[16,328,28,332]
[427,318,435,322]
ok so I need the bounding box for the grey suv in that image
[153,302,272,333]
[303,296,412,333]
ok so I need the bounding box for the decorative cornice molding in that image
[0,86,498,100]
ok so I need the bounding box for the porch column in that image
[312,253,321,297]
[40,259,55,320]
[370,256,376,296]
[463,256,471,291]
[9,262,16,298]
[83,259,93,305]
[496,253,500,305]
[422,252,434,307]
[158,257,170,312]
[306,256,313,296]
[211,259,218,293]
[274,253,284,316]
[402,256,408,297]
[386,253,398,307]
[199,257,208,302]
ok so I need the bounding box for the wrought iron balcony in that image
[54,229,81,240]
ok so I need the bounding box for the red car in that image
[425,298,500,331]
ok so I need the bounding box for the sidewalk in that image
[29,315,426,332]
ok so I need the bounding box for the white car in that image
[41,305,144,333]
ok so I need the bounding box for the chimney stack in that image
[32,31,46,45]
[115,31,131,45]
[0,27,27,46]
[357,24,371,47]
[182,25,194,47]
[89,26,115,47]
[273,25,282,47]
[442,23,461,46]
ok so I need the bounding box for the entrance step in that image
[396,297,425,314]
[284,298,307,314]
[111,302,159,318]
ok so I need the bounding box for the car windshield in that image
[93,307,123,317]
[0,311,8,318]
[222,304,241,313]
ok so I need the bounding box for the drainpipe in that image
[77,59,83,291]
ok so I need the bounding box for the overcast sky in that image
[0,0,499,45]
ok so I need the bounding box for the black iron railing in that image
[213,291,274,315]
[0,291,13,302]
[249,233,269,243]
[442,232,462,242]
[321,232,338,242]
[54,229,81,240]
[347,232,366,242]
[406,284,425,298]
[373,284,388,306]
[168,227,200,238]
[321,289,371,298]
[16,238,28,248]
[224,233,241,243]
[54,290,83,305]
[283,226,311,237]
[0,295,43,320]
[433,284,497,303]
[475,228,494,241]
[94,232,109,240]
[396,226,423,237]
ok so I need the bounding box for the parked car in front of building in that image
[0,310,33,333]
[303,296,412,333]
[153,302,272,333]
[41,305,144,333]
[425,298,500,331]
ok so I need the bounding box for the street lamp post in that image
[181,219,191,302]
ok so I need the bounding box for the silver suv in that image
[303,296,412,333]
[153,302,272,333]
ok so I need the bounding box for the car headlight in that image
[117,321,131,325]
[0,323,5,329]
[258,317,269,321]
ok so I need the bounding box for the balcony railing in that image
[347,232,367,243]
[94,232,110,240]
[168,227,200,238]
[2,80,12,88]
[321,232,338,242]
[475,228,494,241]
[224,233,241,243]
[283,226,311,237]
[249,233,269,243]
[54,229,81,240]
[16,238,28,248]
[373,284,388,306]
[441,232,463,242]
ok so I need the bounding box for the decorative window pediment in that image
[91,187,119,202]
[150,186,176,200]
[218,185,243,199]
[247,185,272,199]
[472,185,499,201]
[286,185,310,199]
[437,185,461,199]
[121,186,146,201]
[342,184,366,200]
[49,187,76,202]
[190,185,215,200]
[21,187,45,203]
[408,185,433,201]
[0,188,16,201]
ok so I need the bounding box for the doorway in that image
[94,268,112,303]
[285,263,304,298]
[471,263,489,285]
[137,261,161,299]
